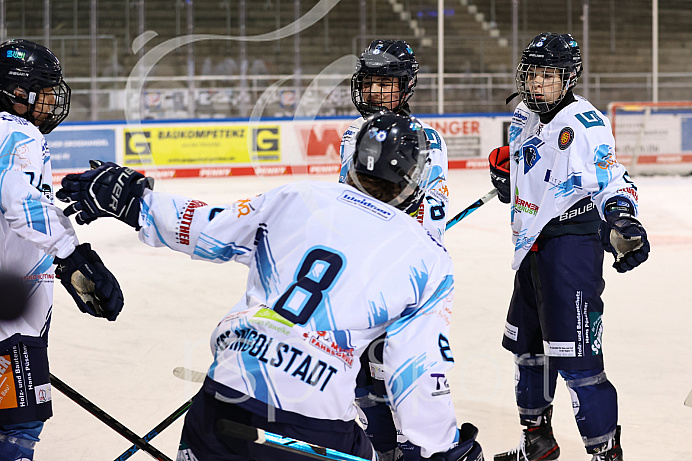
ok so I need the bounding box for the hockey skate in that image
[588,426,623,461]
[494,406,559,461]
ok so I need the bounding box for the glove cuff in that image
[603,196,635,224]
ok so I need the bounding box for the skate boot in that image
[588,426,623,461]
[494,406,559,461]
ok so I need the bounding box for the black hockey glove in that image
[599,196,650,273]
[54,243,124,321]
[489,146,511,203]
[56,160,154,229]
[426,423,484,461]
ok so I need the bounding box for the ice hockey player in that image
[0,39,124,461]
[488,33,649,461]
[56,112,484,461]
[341,39,450,461]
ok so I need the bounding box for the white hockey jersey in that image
[339,117,450,243]
[138,181,458,457]
[0,112,78,346]
[508,97,640,269]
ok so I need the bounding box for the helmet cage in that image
[347,112,430,213]
[515,63,576,114]
[351,40,419,117]
[515,33,581,114]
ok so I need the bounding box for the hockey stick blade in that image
[114,397,193,461]
[173,366,206,383]
[685,388,692,407]
[50,374,173,461]
[445,189,498,230]
[216,419,372,461]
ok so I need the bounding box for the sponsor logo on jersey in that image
[221,327,339,392]
[617,187,639,202]
[338,190,395,220]
[178,199,207,245]
[304,331,355,367]
[575,110,605,128]
[431,373,450,396]
[546,171,583,198]
[234,198,255,218]
[559,200,595,221]
[512,109,529,125]
[513,229,538,251]
[514,195,539,215]
[558,127,574,150]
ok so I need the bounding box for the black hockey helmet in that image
[348,111,430,213]
[0,39,71,134]
[515,32,582,113]
[351,39,419,117]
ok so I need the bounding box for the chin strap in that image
[506,92,519,105]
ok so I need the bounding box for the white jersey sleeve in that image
[137,181,459,454]
[507,97,639,269]
[0,113,77,258]
[0,112,78,345]
[383,270,458,457]
[339,117,450,243]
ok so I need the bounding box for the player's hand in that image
[56,160,154,229]
[599,196,650,273]
[54,243,124,321]
[425,423,484,460]
[489,146,510,203]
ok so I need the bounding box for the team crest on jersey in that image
[521,137,543,173]
[558,127,574,150]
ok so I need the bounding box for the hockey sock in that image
[514,354,558,424]
[558,368,618,450]
[355,385,398,453]
[0,421,43,461]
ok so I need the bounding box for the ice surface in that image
[37,169,692,459]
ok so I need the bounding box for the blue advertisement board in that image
[46,129,116,170]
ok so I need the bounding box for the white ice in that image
[37,169,692,460]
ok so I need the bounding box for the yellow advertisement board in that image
[123,125,280,166]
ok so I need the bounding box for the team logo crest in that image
[558,127,574,150]
[525,146,539,169]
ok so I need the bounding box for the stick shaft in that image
[114,398,193,461]
[49,374,173,461]
[445,189,498,230]
[216,419,371,461]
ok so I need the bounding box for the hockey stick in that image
[49,374,174,461]
[114,397,193,461]
[445,189,498,230]
[685,388,692,407]
[216,418,372,461]
[173,366,206,383]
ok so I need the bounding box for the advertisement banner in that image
[45,129,116,170]
[292,121,351,162]
[123,125,281,167]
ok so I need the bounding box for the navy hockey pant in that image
[178,385,375,461]
[502,234,618,450]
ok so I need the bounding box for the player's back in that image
[207,180,453,421]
